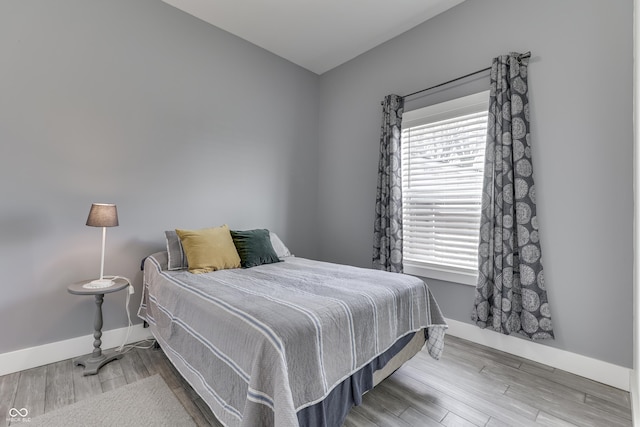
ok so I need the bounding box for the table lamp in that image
[85,203,119,288]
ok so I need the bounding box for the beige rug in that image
[27,375,196,426]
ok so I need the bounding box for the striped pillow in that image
[165,230,188,271]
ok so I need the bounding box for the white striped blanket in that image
[138,252,447,427]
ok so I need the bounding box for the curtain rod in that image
[402,51,531,100]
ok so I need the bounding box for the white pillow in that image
[269,232,293,258]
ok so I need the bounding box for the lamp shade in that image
[86,203,119,227]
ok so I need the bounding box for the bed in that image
[138,248,447,427]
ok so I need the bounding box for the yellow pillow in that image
[175,225,241,273]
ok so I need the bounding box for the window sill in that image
[403,263,477,286]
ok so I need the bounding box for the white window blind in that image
[401,91,489,284]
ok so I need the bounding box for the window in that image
[401,91,489,285]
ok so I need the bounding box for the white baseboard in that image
[445,318,631,391]
[0,324,154,377]
[0,318,630,393]
[631,370,640,427]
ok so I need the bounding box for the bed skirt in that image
[296,330,426,427]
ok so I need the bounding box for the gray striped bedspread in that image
[138,252,447,427]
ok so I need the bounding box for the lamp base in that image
[83,279,115,289]
[74,350,123,376]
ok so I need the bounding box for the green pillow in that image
[231,229,281,268]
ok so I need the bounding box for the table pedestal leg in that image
[73,293,123,376]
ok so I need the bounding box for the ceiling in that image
[162,0,466,75]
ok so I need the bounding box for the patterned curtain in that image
[472,53,554,339]
[373,94,404,273]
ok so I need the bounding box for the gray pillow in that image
[165,230,188,270]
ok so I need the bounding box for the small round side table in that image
[68,278,129,376]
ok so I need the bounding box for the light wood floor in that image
[0,335,632,426]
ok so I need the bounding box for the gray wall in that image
[0,0,319,354]
[1,0,633,370]
[317,0,633,367]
